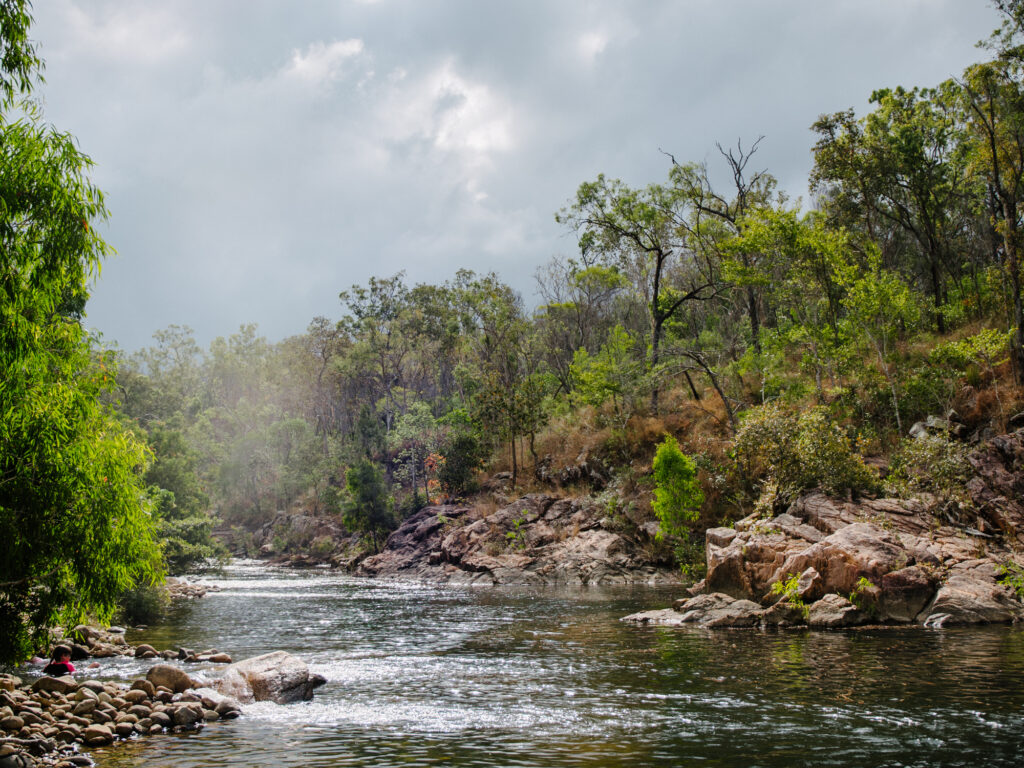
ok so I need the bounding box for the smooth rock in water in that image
[673,593,764,627]
[146,664,194,694]
[171,705,203,727]
[879,566,936,622]
[807,593,863,628]
[192,687,241,714]
[1,716,25,732]
[134,644,157,658]
[215,651,326,704]
[82,723,113,746]
[917,573,1024,625]
[30,677,76,695]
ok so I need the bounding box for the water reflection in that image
[60,563,1024,767]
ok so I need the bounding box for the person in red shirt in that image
[42,645,75,677]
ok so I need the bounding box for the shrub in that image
[885,434,973,511]
[735,403,878,509]
[651,435,704,539]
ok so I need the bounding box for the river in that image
[76,561,1024,767]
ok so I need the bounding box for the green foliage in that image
[117,583,170,627]
[885,434,974,511]
[505,514,528,550]
[0,8,162,663]
[436,432,484,496]
[736,404,878,508]
[848,576,878,614]
[569,325,643,426]
[343,459,395,552]
[997,562,1024,600]
[770,573,809,619]
[651,436,704,539]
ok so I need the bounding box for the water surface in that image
[79,561,1024,767]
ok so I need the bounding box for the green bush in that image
[652,435,704,538]
[736,403,878,508]
[885,434,973,510]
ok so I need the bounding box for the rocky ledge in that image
[357,493,677,585]
[625,431,1024,629]
[0,652,323,768]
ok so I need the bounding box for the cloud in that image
[284,39,365,85]
[57,0,190,65]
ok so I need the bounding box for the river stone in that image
[171,705,203,727]
[82,724,113,746]
[808,593,863,627]
[124,689,149,705]
[30,678,76,696]
[71,700,96,716]
[1,716,25,732]
[114,722,135,738]
[0,676,21,693]
[215,651,325,704]
[149,711,172,728]
[130,680,156,697]
[146,665,194,694]
[674,593,765,627]
[134,644,157,658]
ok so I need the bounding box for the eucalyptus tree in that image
[557,175,720,412]
[811,86,972,333]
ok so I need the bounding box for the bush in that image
[885,433,973,511]
[437,433,484,496]
[736,403,878,508]
[652,435,704,539]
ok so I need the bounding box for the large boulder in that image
[146,664,194,694]
[917,572,1024,626]
[214,651,326,704]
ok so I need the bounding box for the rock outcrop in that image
[626,431,1024,629]
[357,494,678,585]
[215,651,326,704]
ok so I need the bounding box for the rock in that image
[1,716,25,732]
[879,566,936,622]
[171,705,203,727]
[0,677,21,693]
[808,594,863,628]
[626,592,767,628]
[123,689,149,705]
[206,653,232,664]
[82,723,113,746]
[191,687,241,715]
[30,677,76,695]
[134,644,157,658]
[146,665,194,694]
[918,572,1024,625]
[215,651,325,704]
[130,679,156,697]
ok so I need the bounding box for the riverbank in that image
[625,430,1024,629]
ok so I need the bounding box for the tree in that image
[0,2,161,662]
[558,176,719,412]
[812,86,971,333]
[343,459,394,552]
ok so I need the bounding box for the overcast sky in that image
[31,0,998,351]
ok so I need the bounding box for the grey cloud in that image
[31,0,995,350]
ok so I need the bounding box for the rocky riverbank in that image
[356,493,678,585]
[625,431,1024,629]
[0,652,324,768]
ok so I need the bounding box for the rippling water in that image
[67,561,1024,767]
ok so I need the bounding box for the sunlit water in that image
[40,561,1024,767]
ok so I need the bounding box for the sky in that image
[30,0,999,352]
